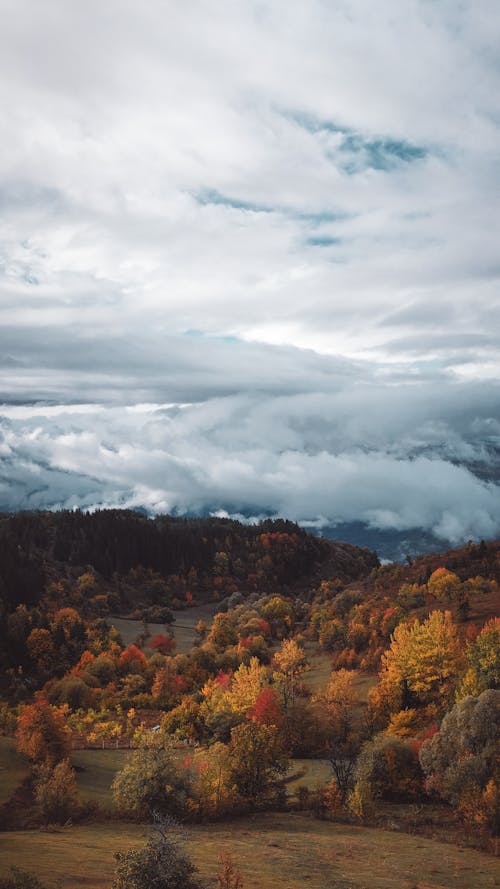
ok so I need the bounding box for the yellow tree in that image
[315,669,362,801]
[273,639,307,710]
[374,610,464,719]
[226,658,267,715]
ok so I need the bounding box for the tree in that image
[427,568,461,601]
[226,657,267,715]
[16,694,71,765]
[249,686,283,728]
[419,689,500,818]
[354,733,422,802]
[227,721,288,804]
[273,639,307,710]
[459,618,500,698]
[34,758,78,824]
[374,610,464,719]
[112,733,192,820]
[112,817,203,889]
[26,628,55,673]
[315,669,362,802]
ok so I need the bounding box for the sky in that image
[1,0,500,551]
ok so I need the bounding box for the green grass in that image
[1,814,500,889]
[0,737,29,804]
[71,749,131,810]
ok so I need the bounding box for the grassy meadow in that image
[1,814,500,889]
[110,602,220,655]
[0,738,29,805]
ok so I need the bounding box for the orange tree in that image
[16,694,71,765]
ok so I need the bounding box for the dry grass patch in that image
[1,814,500,889]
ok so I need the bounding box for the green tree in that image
[112,733,192,820]
[419,688,500,818]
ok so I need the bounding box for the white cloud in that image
[1,1,500,546]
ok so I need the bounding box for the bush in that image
[355,733,423,802]
[0,869,48,889]
[112,818,203,889]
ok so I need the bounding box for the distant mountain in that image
[317,522,447,563]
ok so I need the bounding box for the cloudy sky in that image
[1,0,500,551]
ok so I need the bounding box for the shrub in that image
[355,733,423,802]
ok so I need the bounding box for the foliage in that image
[272,639,307,710]
[112,817,203,889]
[354,733,423,801]
[419,689,500,825]
[373,610,464,720]
[0,869,48,889]
[217,852,243,889]
[227,721,288,804]
[34,757,79,824]
[112,733,193,820]
[16,694,71,765]
[458,618,500,698]
[348,780,376,822]
[314,669,363,801]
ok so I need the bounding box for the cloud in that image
[0,0,499,368]
[1,1,500,549]
[1,353,500,546]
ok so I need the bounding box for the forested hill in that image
[0,509,378,614]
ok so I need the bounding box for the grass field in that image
[0,737,29,805]
[71,749,131,810]
[1,813,500,889]
[111,602,219,655]
[71,746,334,811]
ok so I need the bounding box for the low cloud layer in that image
[2,348,500,546]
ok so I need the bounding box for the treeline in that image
[0,509,378,613]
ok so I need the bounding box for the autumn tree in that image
[273,639,307,710]
[226,657,267,715]
[354,733,422,802]
[249,686,283,728]
[459,618,500,698]
[26,628,56,673]
[315,669,363,802]
[227,721,288,805]
[372,610,464,722]
[34,758,78,824]
[427,568,461,601]
[16,695,71,765]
